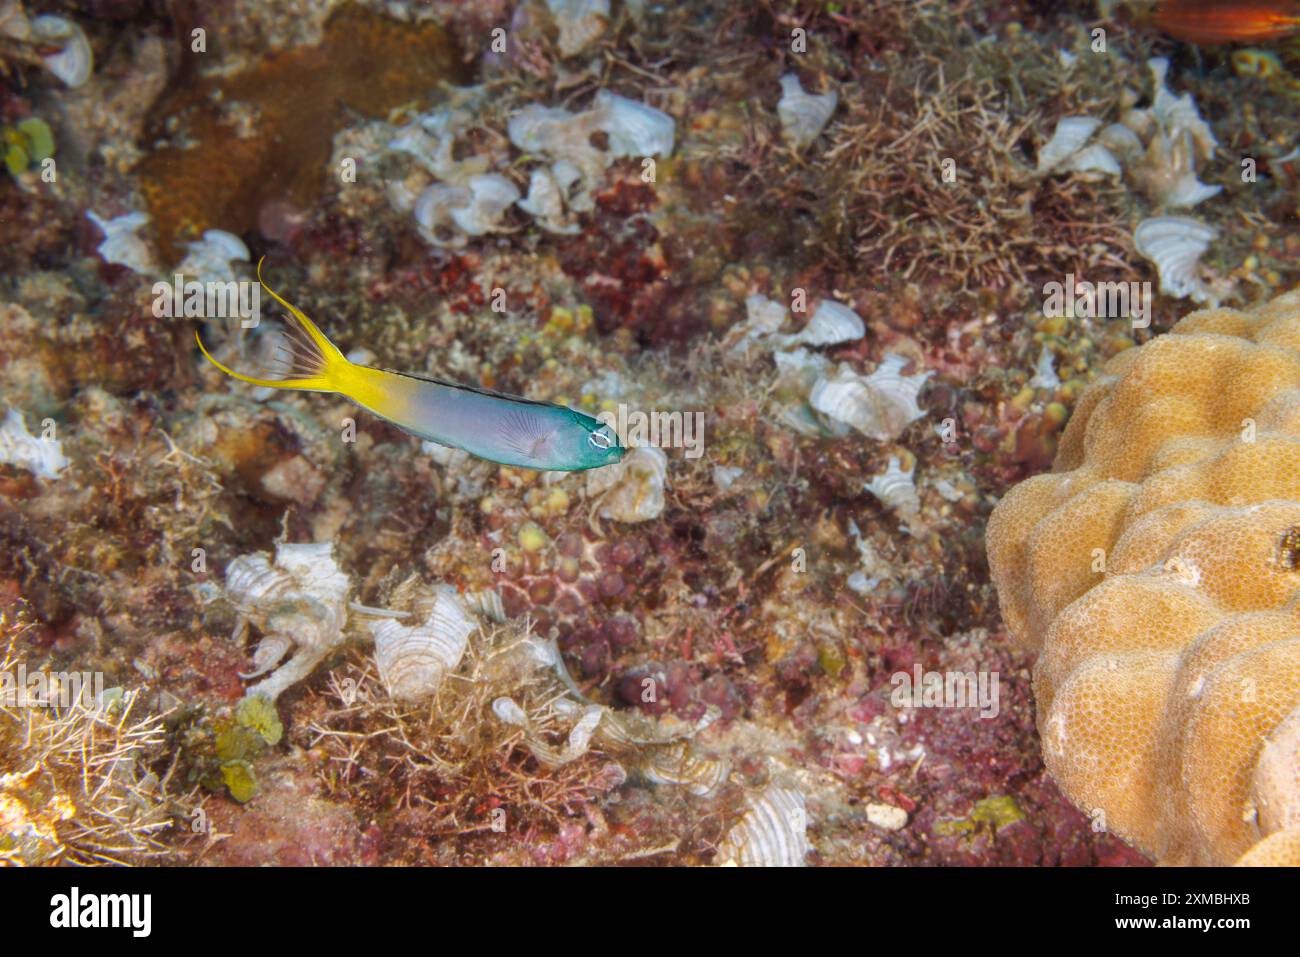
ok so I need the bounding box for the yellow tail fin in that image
[195,257,348,393]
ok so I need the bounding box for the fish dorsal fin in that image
[386,368,574,411]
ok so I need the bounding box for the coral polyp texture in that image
[138,3,466,261]
[987,288,1300,866]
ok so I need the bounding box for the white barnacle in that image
[31,15,92,88]
[0,407,67,479]
[450,174,521,237]
[1096,122,1144,167]
[548,159,591,211]
[508,103,589,155]
[1036,116,1102,173]
[1123,58,1222,209]
[1148,57,1217,161]
[777,73,837,149]
[1135,130,1222,208]
[370,588,475,702]
[223,542,351,701]
[1061,142,1122,176]
[809,353,930,442]
[864,455,921,527]
[517,167,581,234]
[717,784,811,866]
[1030,346,1060,391]
[1036,116,1123,178]
[491,696,606,768]
[86,210,156,275]
[641,739,731,796]
[388,125,450,176]
[773,346,830,387]
[780,299,865,348]
[509,104,609,215]
[238,634,291,680]
[387,95,485,181]
[177,230,249,283]
[772,345,843,440]
[507,92,673,228]
[412,183,471,246]
[722,294,789,356]
[463,587,507,624]
[413,174,519,246]
[492,696,530,727]
[594,90,675,159]
[1134,216,1220,303]
[586,446,668,523]
[545,0,610,58]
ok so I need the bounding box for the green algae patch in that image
[818,642,847,679]
[935,795,1026,837]
[213,718,258,764]
[220,760,259,804]
[203,695,283,802]
[3,117,55,176]
[237,693,283,746]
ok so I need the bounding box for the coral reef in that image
[3,0,1299,870]
[988,287,1300,865]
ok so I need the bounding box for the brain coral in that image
[987,288,1300,865]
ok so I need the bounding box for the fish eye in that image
[588,427,615,450]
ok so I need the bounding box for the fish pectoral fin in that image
[494,406,557,462]
[528,432,557,459]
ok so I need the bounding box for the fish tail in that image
[195,257,350,393]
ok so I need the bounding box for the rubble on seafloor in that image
[2,0,1299,865]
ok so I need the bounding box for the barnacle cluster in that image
[1035,59,1221,210]
[303,588,740,861]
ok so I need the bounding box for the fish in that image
[1151,0,1300,45]
[195,261,625,472]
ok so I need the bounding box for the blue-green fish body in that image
[196,262,624,472]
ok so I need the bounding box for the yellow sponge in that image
[987,289,1300,865]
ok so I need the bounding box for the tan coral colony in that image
[987,288,1300,865]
